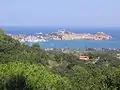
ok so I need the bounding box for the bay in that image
[3,26,120,48]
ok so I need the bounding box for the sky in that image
[0,0,120,27]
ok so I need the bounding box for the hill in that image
[0,29,120,90]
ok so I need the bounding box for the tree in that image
[0,28,4,34]
[32,43,40,48]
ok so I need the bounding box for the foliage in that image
[0,62,72,90]
[6,74,32,90]
[84,51,120,67]
[32,43,40,48]
[0,28,4,35]
[0,30,120,89]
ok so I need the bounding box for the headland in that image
[7,29,112,43]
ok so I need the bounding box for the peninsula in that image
[50,29,112,40]
[7,29,112,43]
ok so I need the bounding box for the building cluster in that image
[55,30,112,40]
[7,29,112,43]
[7,34,46,43]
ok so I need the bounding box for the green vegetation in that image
[0,29,120,90]
[0,62,71,90]
[0,28,4,34]
[32,43,40,48]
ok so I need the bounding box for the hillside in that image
[0,29,120,90]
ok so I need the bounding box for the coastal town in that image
[8,29,112,43]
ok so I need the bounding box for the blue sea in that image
[3,27,120,48]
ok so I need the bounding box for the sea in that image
[2,26,120,49]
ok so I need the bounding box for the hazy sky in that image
[0,0,120,27]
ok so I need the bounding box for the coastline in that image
[7,29,112,43]
[25,39,120,49]
[6,28,120,49]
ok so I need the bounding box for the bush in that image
[6,74,33,90]
[0,62,72,90]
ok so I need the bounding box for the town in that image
[7,29,112,43]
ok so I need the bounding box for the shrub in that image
[6,74,33,90]
[0,62,72,90]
